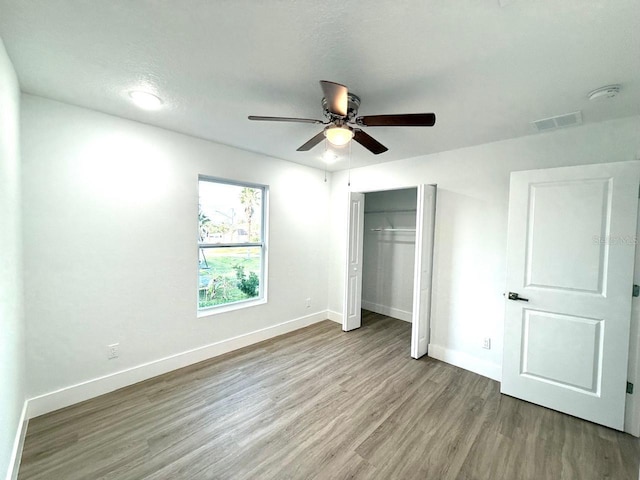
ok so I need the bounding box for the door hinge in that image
[627,382,634,394]
[634,285,640,297]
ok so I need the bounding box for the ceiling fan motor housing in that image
[322,93,361,122]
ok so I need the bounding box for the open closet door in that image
[343,192,365,331]
[502,161,640,430]
[411,185,437,359]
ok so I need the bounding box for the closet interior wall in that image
[362,188,418,323]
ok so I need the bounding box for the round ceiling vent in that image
[588,85,621,101]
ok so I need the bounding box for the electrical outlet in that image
[483,337,491,350]
[107,343,119,359]
[305,297,311,308]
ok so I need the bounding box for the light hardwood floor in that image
[18,311,640,479]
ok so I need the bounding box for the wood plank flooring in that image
[18,311,640,479]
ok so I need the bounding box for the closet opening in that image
[362,188,417,324]
[343,185,436,359]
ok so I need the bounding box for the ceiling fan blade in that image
[296,131,326,152]
[356,113,436,127]
[320,80,348,116]
[248,115,323,124]
[353,129,388,155]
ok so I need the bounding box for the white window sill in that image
[197,297,267,318]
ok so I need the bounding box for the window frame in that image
[197,175,268,316]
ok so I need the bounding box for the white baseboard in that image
[362,301,412,323]
[5,400,28,480]
[27,311,330,419]
[428,344,501,382]
[327,310,342,324]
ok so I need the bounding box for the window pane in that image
[199,181,262,245]
[198,246,262,308]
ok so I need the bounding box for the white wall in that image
[329,116,640,390]
[21,95,330,409]
[0,39,25,480]
[362,188,417,322]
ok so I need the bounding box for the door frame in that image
[342,184,437,358]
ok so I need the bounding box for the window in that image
[198,177,267,311]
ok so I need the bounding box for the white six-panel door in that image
[502,161,640,430]
[343,192,365,331]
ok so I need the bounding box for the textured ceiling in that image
[0,0,638,171]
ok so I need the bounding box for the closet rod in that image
[370,228,416,232]
[365,208,417,214]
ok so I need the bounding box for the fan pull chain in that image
[324,139,328,183]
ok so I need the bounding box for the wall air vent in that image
[532,111,582,132]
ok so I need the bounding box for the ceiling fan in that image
[248,80,436,155]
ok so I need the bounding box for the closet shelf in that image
[370,228,416,232]
[365,209,417,214]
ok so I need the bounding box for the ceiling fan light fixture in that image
[249,80,435,155]
[324,126,354,147]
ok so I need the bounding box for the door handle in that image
[508,292,529,302]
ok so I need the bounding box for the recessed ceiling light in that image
[128,90,163,110]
